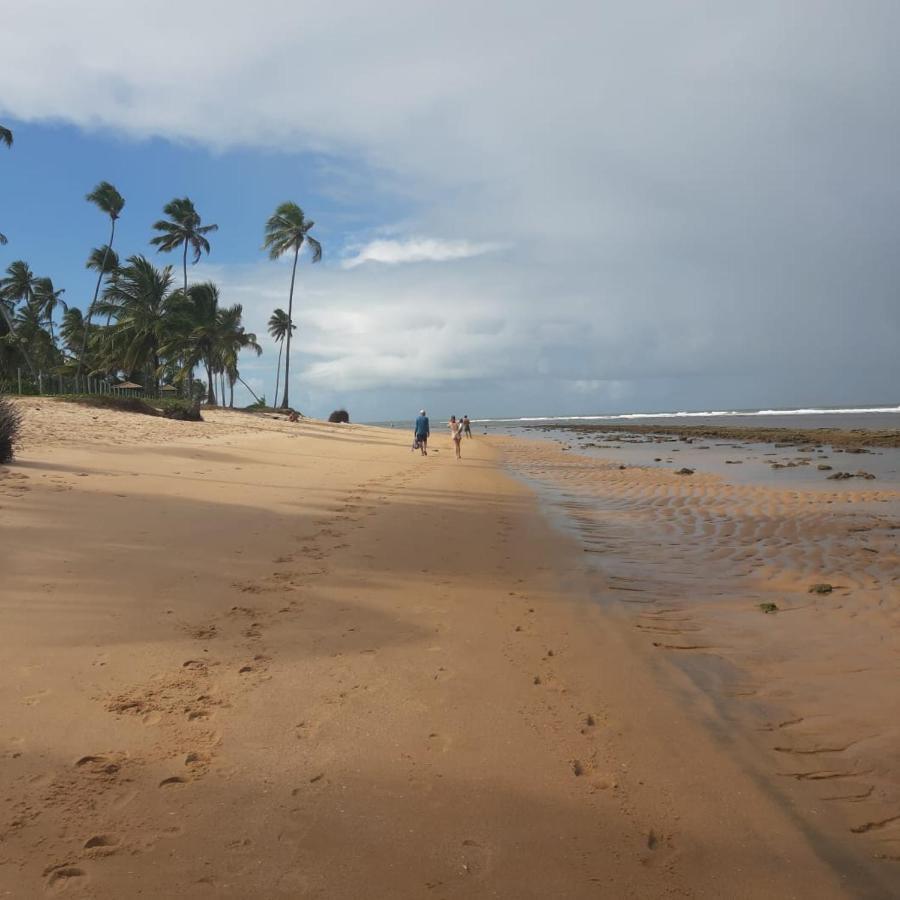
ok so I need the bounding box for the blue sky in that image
[1,121,394,312]
[2,1,898,420]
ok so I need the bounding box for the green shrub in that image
[158,399,202,421]
[0,394,23,464]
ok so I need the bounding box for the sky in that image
[1,0,898,421]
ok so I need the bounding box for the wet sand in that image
[528,422,900,449]
[1,399,898,897]
[497,433,900,888]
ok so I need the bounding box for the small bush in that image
[0,394,23,463]
[328,409,350,423]
[158,399,202,421]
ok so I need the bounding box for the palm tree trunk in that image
[237,375,264,406]
[206,361,215,405]
[0,303,37,379]
[183,240,188,297]
[76,217,116,377]
[280,246,299,409]
[229,377,234,408]
[273,338,283,409]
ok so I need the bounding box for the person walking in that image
[463,415,472,438]
[449,415,463,460]
[414,409,430,455]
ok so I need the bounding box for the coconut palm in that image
[32,277,66,345]
[94,255,183,392]
[76,182,125,377]
[266,308,294,411]
[150,197,218,297]
[86,245,120,280]
[218,304,261,407]
[15,302,58,372]
[87,245,121,325]
[262,203,321,408]
[60,307,85,357]
[0,261,38,377]
[174,281,221,405]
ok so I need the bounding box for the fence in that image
[1,368,179,401]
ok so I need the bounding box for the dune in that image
[1,398,895,897]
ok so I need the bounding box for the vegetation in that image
[328,409,350,423]
[76,182,125,376]
[0,150,320,411]
[150,197,218,297]
[267,308,294,411]
[0,393,22,463]
[263,203,321,408]
[58,394,202,421]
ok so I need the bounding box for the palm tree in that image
[176,281,221,405]
[76,182,125,377]
[32,277,66,345]
[15,302,58,372]
[60,307,85,357]
[218,304,262,407]
[0,261,38,377]
[150,197,218,297]
[94,255,181,392]
[267,308,294,411]
[262,203,321,408]
[87,245,121,325]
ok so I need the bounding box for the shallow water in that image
[497,433,900,868]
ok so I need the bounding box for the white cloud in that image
[342,238,504,269]
[1,1,898,415]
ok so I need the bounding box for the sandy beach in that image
[2,399,898,898]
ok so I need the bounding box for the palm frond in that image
[85,181,125,219]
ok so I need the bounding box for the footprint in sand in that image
[45,865,86,892]
[159,775,188,788]
[84,834,119,855]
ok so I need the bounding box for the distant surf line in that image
[472,405,900,424]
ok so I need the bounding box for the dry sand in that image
[1,399,897,898]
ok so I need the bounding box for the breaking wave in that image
[473,405,900,424]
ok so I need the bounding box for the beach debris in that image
[826,470,876,480]
[571,760,585,777]
[817,464,833,470]
[808,583,833,594]
[674,467,695,476]
[725,459,743,464]
[585,714,596,727]
[533,675,542,685]
[759,602,779,614]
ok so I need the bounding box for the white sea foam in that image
[473,406,900,424]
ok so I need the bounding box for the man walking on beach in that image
[463,415,472,438]
[414,409,430,456]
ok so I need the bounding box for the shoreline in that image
[525,421,900,448]
[2,398,897,897]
